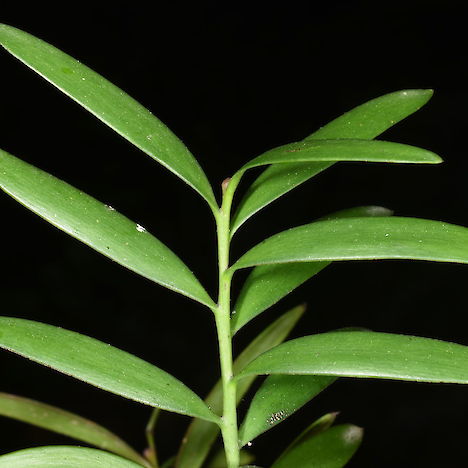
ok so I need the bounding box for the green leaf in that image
[175,304,305,468]
[241,139,440,169]
[0,24,217,211]
[288,412,340,449]
[237,331,468,383]
[0,392,148,467]
[231,89,433,235]
[271,424,363,468]
[239,374,335,446]
[0,148,215,308]
[0,446,145,468]
[0,317,219,424]
[232,217,468,271]
[232,206,392,334]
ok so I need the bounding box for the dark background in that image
[1,2,468,467]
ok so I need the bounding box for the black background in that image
[1,2,468,467]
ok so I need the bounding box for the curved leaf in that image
[0,317,219,423]
[175,304,305,468]
[241,139,440,169]
[0,446,145,468]
[0,24,217,211]
[233,217,468,270]
[232,206,392,334]
[239,375,335,446]
[271,424,363,468]
[288,412,340,449]
[0,148,215,308]
[0,393,148,466]
[237,331,468,383]
[231,89,433,234]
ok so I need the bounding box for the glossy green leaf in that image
[271,424,363,468]
[288,412,340,450]
[0,24,217,211]
[239,374,335,446]
[175,304,305,468]
[0,148,215,308]
[233,217,468,270]
[241,139,440,169]
[0,446,145,468]
[232,206,392,334]
[0,317,219,424]
[237,331,468,383]
[231,89,433,234]
[0,393,148,466]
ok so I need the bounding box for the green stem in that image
[215,177,240,468]
[145,409,160,467]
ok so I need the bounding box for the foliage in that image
[1,23,468,467]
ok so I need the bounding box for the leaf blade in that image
[175,305,306,468]
[271,424,363,468]
[0,317,219,423]
[0,393,148,466]
[0,446,145,468]
[233,217,468,270]
[237,331,468,383]
[232,206,392,334]
[0,24,217,210]
[242,139,441,170]
[0,148,215,308]
[231,89,433,234]
[238,375,335,446]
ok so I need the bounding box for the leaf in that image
[0,148,215,308]
[238,374,335,446]
[0,446,145,467]
[237,331,468,383]
[0,24,217,211]
[271,424,363,468]
[241,139,440,169]
[175,304,306,468]
[0,317,219,423]
[231,206,392,334]
[231,89,433,235]
[288,412,340,449]
[0,392,148,467]
[232,217,468,270]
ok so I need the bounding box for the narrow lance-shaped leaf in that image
[237,331,468,384]
[231,89,433,234]
[0,393,149,467]
[0,446,145,468]
[240,139,440,169]
[232,217,468,271]
[288,412,340,449]
[238,330,360,446]
[0,317,219,424]
[271,424,363,468]
[232,206,392,334]
[175,304,306,468]
[0,24,217,211]
[238,374,335,446]
[0,148,215,308]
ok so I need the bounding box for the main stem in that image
[215,178,239,468]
